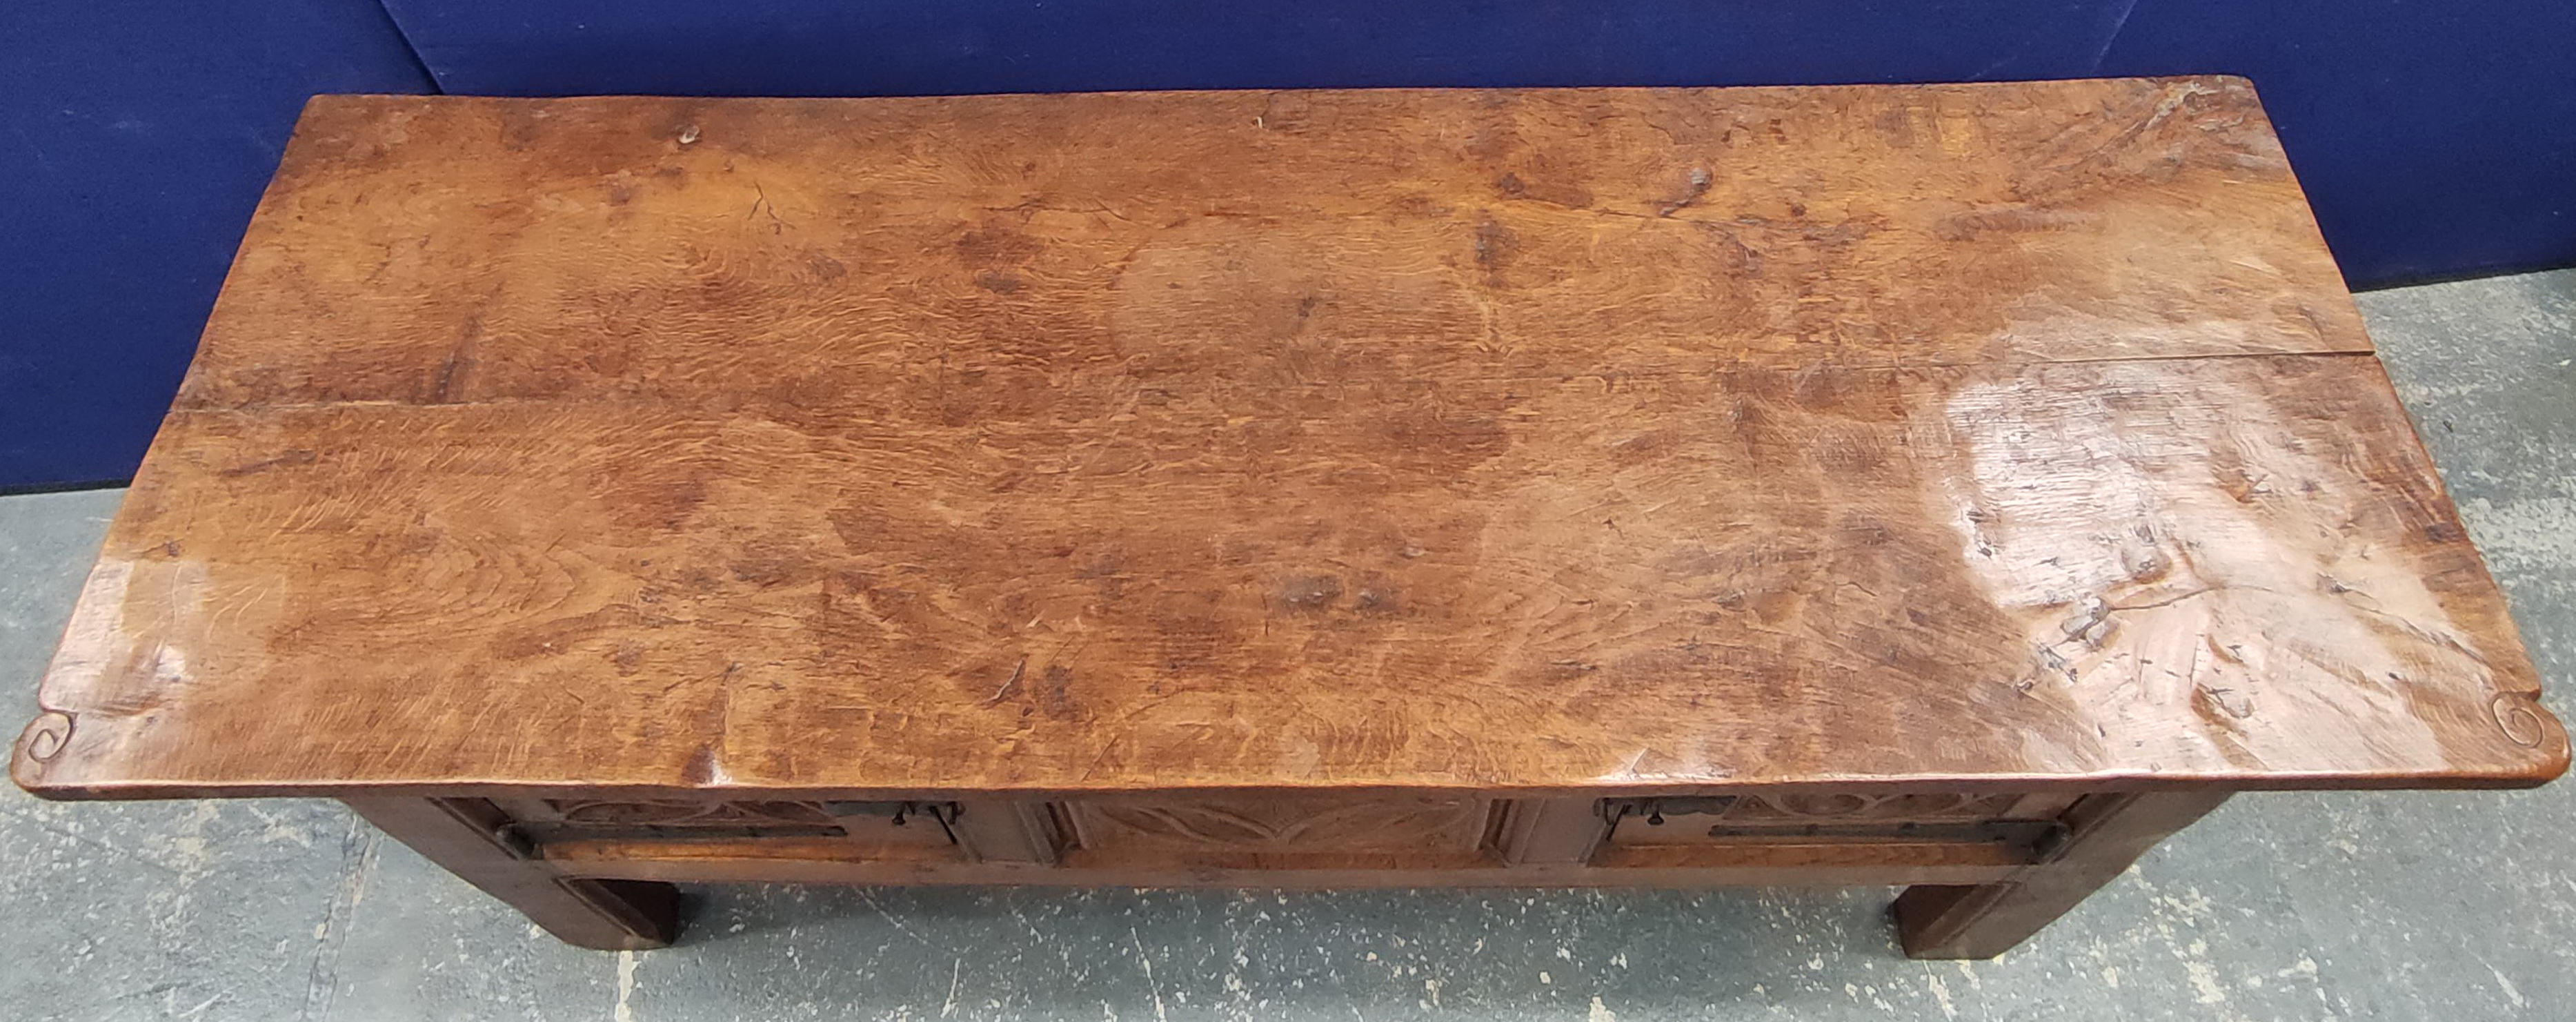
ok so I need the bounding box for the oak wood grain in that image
[14,79,2564,800]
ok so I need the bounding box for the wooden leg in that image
[1493,797,1612,865]
[949,799,1064,864]
[344,796,681,950]
[1894,791,2229,959]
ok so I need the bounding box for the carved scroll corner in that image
[12,709,75,775]
[2489,691,2553,749]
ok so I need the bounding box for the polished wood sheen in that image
[12,78,2565,956]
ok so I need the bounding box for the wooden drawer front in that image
[500,792,2079,879]
[1060,794,1493,868]
[496,797,971,863]
[1594,792,2075,870]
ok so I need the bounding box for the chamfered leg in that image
[1895,790,2230,959]
[343,796,679,950]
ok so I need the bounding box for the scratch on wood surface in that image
[983,656,1029,706]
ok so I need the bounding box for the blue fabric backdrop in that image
[1,0,433,489]
[5,0,2570,487]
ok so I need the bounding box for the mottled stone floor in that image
[3,268,2568,1021]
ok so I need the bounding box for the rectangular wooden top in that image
[15,79,2565,798]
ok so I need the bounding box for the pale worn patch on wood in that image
[1923,359,2504,775]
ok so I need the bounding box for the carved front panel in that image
[1704,793,2023,823]
[493,797,958,849]
[546,799,843,829]
[1607,792,2072,849]
[477,792,2074,874]
[1062,794,1491,859]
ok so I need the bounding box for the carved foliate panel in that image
[1606,792,2063,849]
[491,797,953,846]
[1714,793,2030,823]
[1064,794,1490,854]
[540,799,841,828]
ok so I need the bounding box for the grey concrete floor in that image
[3,268,2571,1021]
